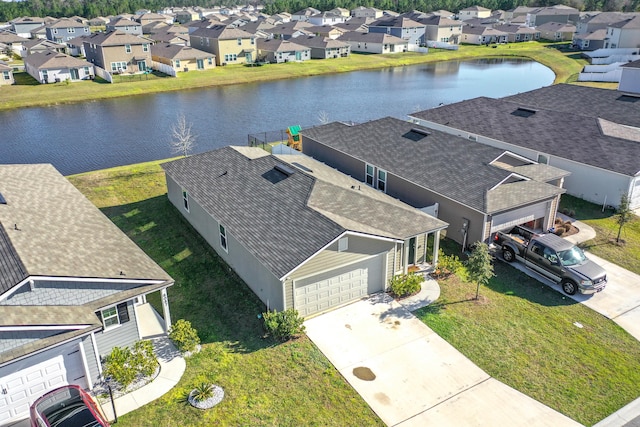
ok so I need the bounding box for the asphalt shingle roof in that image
[23,50,92,69]
[151,43,212,60]
[84,30,150,46]
[504,83,640,128]
[0,223,27,295]
[301,117,564,214]
[411,96,640,177]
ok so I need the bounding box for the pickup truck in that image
[493,225,607,295]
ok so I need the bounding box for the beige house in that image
[0,61,14,85]
[421,15,463,44]
[351,6,383,19]
[151,43,215,72]
[339,31,408,54]
[84,31,153,74]
[459,6,492,21]
[189,25,256,66]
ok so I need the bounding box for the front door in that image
[408,237,416,265]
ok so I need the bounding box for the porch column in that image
[161,288,172,332]
[432,230,441,266]
[423,233,428,264]
[403,240,409,274]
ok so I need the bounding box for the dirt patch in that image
[553,217,579,237]
[374,392,391,405]
[353,367,376,381]
[345,324,352,330]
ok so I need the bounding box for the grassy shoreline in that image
[0,42,616,111]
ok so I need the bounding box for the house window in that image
[100,302,130,329]
[251,37,255,45]
[143,44,149,52]
[68,27,75,33]
[175,59,180,68]
[208,57,213,65]
[42,70,48,82]
[83,66,89,74]
[182,189,189,211]
[111,62,127,72]
[219,223,228,252]
[2,71,9,80]
[237,38,242,45]
[53,29,58,34]
[224,54,237,62]
[365,164,374,186]
[538,154,549,164]
[377,169,387,192]
[338,237,348,252]
[125,44,131,53]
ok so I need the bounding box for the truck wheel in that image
[502,248,515,263]
[562,280,577,296]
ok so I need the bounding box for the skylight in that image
[402,128,430,141]
[617,94,640,103]
[511,107,537,118]
[0,192,5,204]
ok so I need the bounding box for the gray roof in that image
[0,31,29,44]
[610,15,640,29]
[23,38,65,49]
[107,17,139,27]
[23,50,92,69]
[295,35,349,49]
[370,16,424,28]
[256,38,308,52]
[0,224,27,295]
[0,164,171,288]
[622,59,640,68]
[162,146,446,280]
[493,24,539,34]
[535,21,576,31]
[190,24,254,40]
[339,31,406,44]
[151,43,213,60]
[411,96,640,177]
[46,18,88,29]
[84,30,151,46]
[504,84,640,128]
[301,117,564,214]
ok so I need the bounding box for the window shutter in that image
[117,302,130,324]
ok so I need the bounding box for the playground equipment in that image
[286,125,302,150]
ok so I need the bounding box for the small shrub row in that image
[169,319,200,353]
[389,273,422,298]
[103,340,156,390]
[433,250,464,279]
[262,308,306,341]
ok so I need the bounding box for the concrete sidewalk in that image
[305,290,581,427]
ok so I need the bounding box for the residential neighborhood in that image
[2,1,640,427]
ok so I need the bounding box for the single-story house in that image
[338,31,408,53]
[461,25,508,44]
[0,31,29,55]
[619,59,640,93]
[0,61,14,85]
[162,146,448,318]
[536,22,576,41]
[411,85,640,209]
[22,38,66,56]
[294,35,350,59]
[151,43,215,72]
[301,117,568,246]
[24,50,95,83]
[572,29,607,51]
[256,38,310,63]
[493,24,539,42]
[0,164,174,426]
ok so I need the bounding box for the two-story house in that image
[604,15,640,49]
[189,25,256,66]
[368,17,426,46]
[84,31,153,74]
[10,17,46,38]
[106,18,143,36]
[45,18,90,43]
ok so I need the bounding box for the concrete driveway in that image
[305,294,581,427]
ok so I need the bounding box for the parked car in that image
[493,225,607,295]
[30,385,110,427]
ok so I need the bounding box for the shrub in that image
[262,308,305,341]
[434,250,464,278]
[191,382,214,402]
[169,319,200,353]
[103,340,157,390]
[389,273,422,298]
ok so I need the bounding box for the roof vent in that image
[511,107,537,118]
[402,128,430,141]
[274,164,295,176]
[617,94,640,103]
[0,193,5,204]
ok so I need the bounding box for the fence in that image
[151,60,177,77]
[425,41,459,50]
[93,66,113,83]
[578,68,622,82]
[248,128,292,150]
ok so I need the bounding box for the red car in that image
[30,385,110,427]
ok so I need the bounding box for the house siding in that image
[95,300,140,358]
[166,175,284,310]
[619,68,640,94]
[0,279,139,306]
[81,334,100,384]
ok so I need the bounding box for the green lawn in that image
[69,160,383,427]
[417,257,640,426]
[559,195,640,275]
[1,42,615,111]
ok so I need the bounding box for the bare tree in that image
[616,194,634,244]
[318,110,330,125]
[170,114,197,157]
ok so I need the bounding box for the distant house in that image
[308,11,347,26]
[162,146,447,318]
[412,84,640,210]
[458,6,492,21]
[10,16,46,38]
[0,164,174,426]
[575,11,635,35]
[30,25,47,40]
[301,117,567,246]
[0,31,29,54]
[461,25,508,44]
[536,22,576,41]
[84,31,153,74]
[525,5,579,27]
[603,15,640,49]
[0,61,14,85]
[189,25,256,66]
[106,18,143,36]
[368,17,426,46]
[419,15,463,44]
[270,21,314,40]
[618,59,640,94]
[151,43,214,72]
[45,18,90,43]
[572,29,607,51]
[22,38,66,56]
[493,24,539,42]
[351,6,383,19]
[88,16,110,27]
[174,9,200,24]
[256,38,310,63]
[291,7,321,22]
[66,34,91,56]
[339,31,408,54]
[136,12,173,26]
[300,24,345,40]
[295,35,350,59]
[150,28,190,46]
[24,50,94,83]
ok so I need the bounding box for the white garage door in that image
[294,255,385,317]
[490,202,549,233]
[0,340,88,425]
[630,179,640,210]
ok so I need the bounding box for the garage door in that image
[294,255,385,317]
[490,202,549,233]
[630,179,640,210]
[0,340,88,425]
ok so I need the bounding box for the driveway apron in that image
[305,294,581,427]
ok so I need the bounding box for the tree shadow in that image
[102,195,278,354]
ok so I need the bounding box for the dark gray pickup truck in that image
[493,225,607,295]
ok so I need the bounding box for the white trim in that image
[23,276,165,285]
[0,277,32,301]
[0,334,94,369]
[0,325,91,332]
[488,172,530,191]
[490,150,537,166]
[78,341,93,389]
[90,332,102,375]
[279,230,401,281]
[377,168,388,193]
[219,222,229,253]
